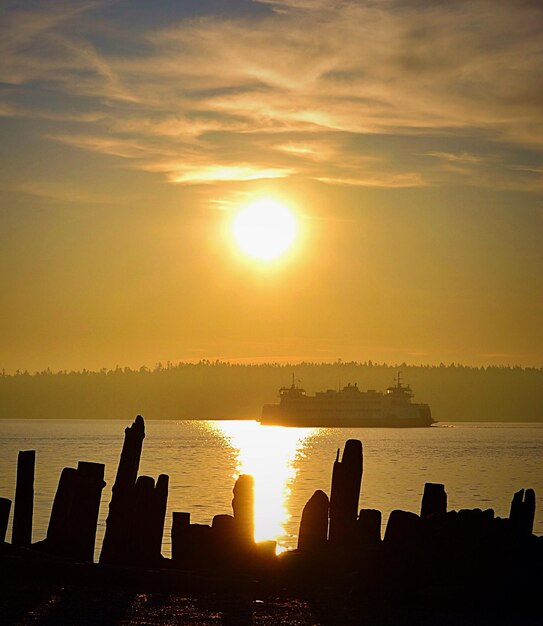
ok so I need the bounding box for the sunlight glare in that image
[211,421,318,549]
[232,198,298,261]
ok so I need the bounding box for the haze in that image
[1,0,542,373]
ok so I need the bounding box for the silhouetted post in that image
[0,498,11,542]
[384,510,420,546]
[45,463,105,561]
[232,474,254,546]
[329,440,363,545]
[12,450,35,547]
[172,517,214,570]
[298,490,329,551]
[212,514,237,562]
[70,462,106,561]
[524,489,536,534]
[171,512,190,565]
[149,474,169,562]
[357,509,382,546]
[510,488,536,537]
[131,475,156,565]
[183,524,214,570]
[212,514,234,530]
[46,467,78,550]
[420,482,447,518]
[452,508,495,548]
[100,415,145,564]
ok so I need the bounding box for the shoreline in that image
[1,417,543,424]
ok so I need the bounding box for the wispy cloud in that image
[16,180,117,205]
[426,152,486,165]
[1,0,542,189]
[168,165,296,184]
[314,172,425,188]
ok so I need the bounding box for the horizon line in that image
[2,358,542,377]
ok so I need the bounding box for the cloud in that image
[50,133,156,159]
[426,152,486,165]
[15,180,117,205]
[1,0,542,189]
[314,172,425,188]
[0,1,102,84]
[422,150,543,191]
[168,165,296,184]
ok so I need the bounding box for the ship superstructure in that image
[261,373,434,427]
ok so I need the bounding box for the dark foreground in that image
[1,550,541,626]
[1,525,541,626]
[1,416,541,625]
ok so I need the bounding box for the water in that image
[0,419,541,561]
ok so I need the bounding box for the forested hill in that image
[0,362,541,422]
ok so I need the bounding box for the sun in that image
[232,198,298,261]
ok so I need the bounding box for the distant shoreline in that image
[1,417,542,424]
[1,362,542,422]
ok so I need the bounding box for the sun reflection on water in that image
[208,420,319,548]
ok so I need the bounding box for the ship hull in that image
[260,404,435,428]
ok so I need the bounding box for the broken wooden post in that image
[131,475,156,565]
[175,523,213,570]
[149,473,169,562]
[420,482,447,519]
[384,509,421,546]
[12,450,35,547]
[232,474,254,546]
[44,463,105,562]
[70,462,106,561]
[0,498,11,542]
[46,467,78,550]
[357,508,382,546]
[509,488,536,537]
[329,440,363,545]
[212,514,237,562]
[171,511,190,566]
[298,490,329,551]
[126,472,169,566]
[100,415,145,565]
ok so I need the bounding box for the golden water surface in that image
[210,421,319,549]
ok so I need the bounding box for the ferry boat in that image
[260,373,435,427]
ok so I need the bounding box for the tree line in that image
[0,361,541,422]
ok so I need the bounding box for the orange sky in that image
[0,1,542,371]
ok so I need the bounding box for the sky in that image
[1,0,542,372]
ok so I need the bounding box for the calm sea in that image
[0,419,541,560]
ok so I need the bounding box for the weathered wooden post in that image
[171,512,190,566]
[70,462,106,561]
[100,415,145,564]
[298,490,329,551]
[509,488,536,537]
[232,474,254,546]
[384,509,421,546]
[131,474,155,565]
[44,462,105,561]
[212,514,237,562]
[46,467,78,549]
[329,440,363,545]
[357,508,382,546]
[421,482,447,518]
[149,473,169,562]
[0,498,11,542]
[12,450,35,547]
